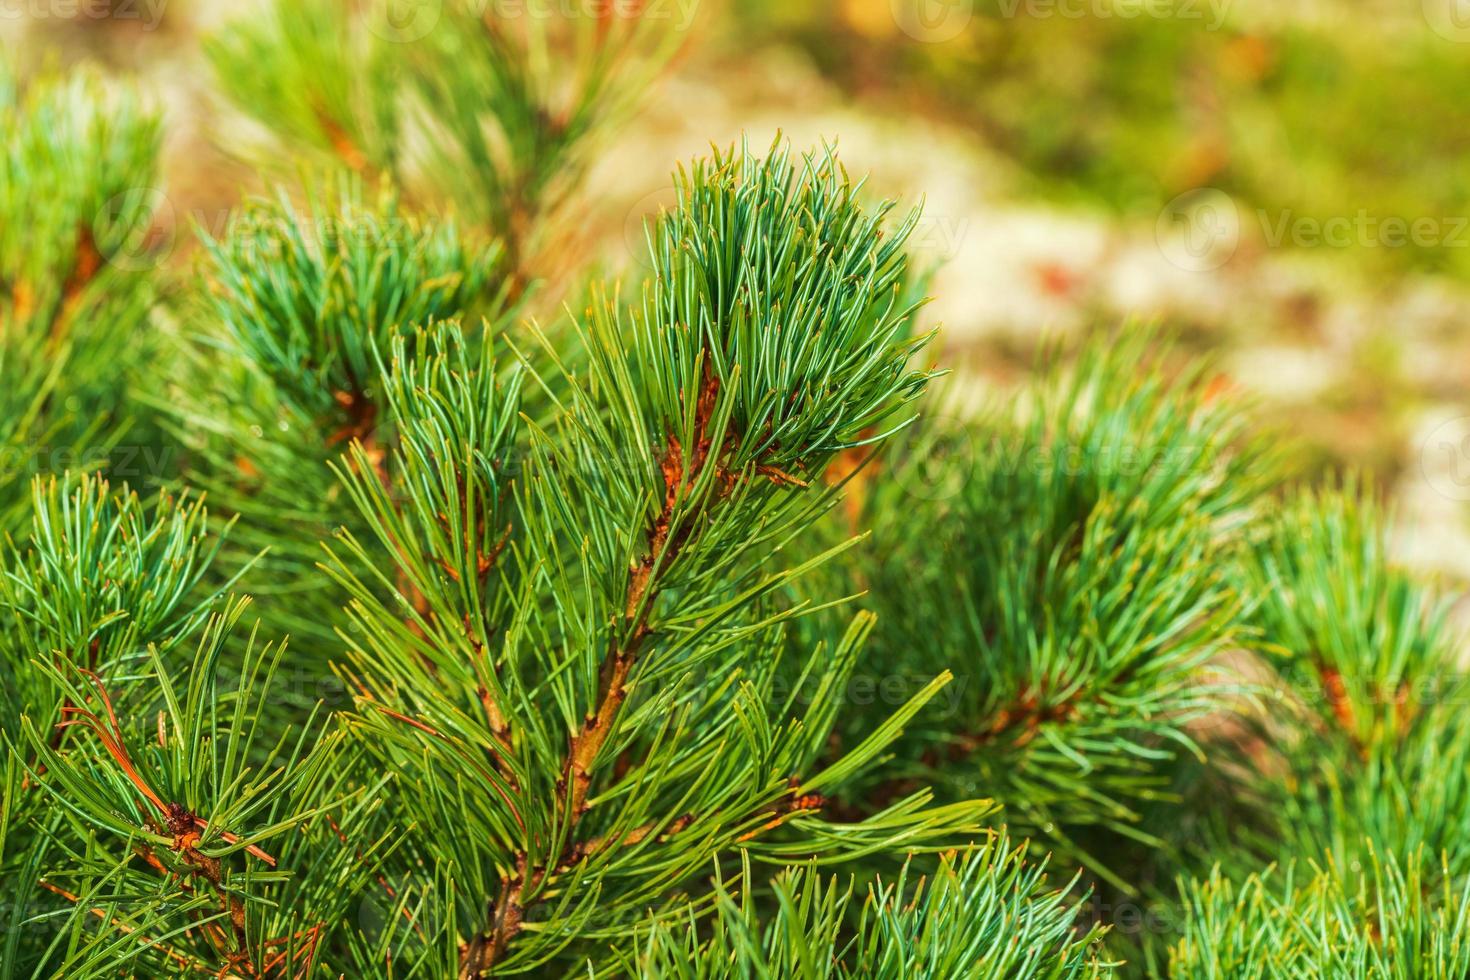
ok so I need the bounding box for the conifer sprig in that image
[200,179,507,425]
[323,144,986,976]
[823,333,1271,890]
[204,0,402,178]
[1170,849,1470,978]
[15,35,1470,977]
[0,64,164,528]
[19,605,382,978]
[0,475,236,726]
[0,475,383,977]
[177,179,510,654]
[629,835,1114,978]
[1242,484,1455,750]
[207,0,686,289]
[1184,484,1470,883]
[407,0,682,276]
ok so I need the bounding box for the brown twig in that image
[9,278,35,323]
[312,103,369,175]
[860,686,1085,815]
[557,813,695,869]
[55,673,278,969]
[459,857,529,980]
[736,780,827,843]
[38,881,211,975]
[54,227,102,340]
[25,225,104,346]
[563,370,721,824]
[959,691,1082,753]
[1318,664,1358,740]
[461,372,723,977]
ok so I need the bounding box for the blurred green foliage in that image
[734,2,1470,278]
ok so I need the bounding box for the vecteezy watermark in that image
[1423,0,1470,42]
[1258,210,1470,250]
[0,0,167,28]
[907,214,971,263]
[95,188,505,276]
[96,187,177,274]
[891,416,977,502]
[1156,188,1241,272]
[487,0,700,27]
[0,444,177,482]
[1157,188,1470,272]
[622,184,683,270]
[891,431,1222,503]
[993,0,1231,29]
[772,670,971,718]
[1421,415,1470,502]
[367,0,442,42]
[891,0,974,43]
[367,0,701,43]
[1077,894,1181,936]
[891,0,1230,40]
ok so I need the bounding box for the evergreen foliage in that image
[321,146,987,974]
[3,14,1469,978]
[176,179,509,653]
[630,836,1112,979]
[0,64,164,530]
[1170,850,1470,977]
[808,336,1271,889]
[206,0,682,285]
[1183,484,1470,883]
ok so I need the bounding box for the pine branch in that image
[1171,847,1470,977]
[206,0,686,294]
[814,330,1272,891]
[19,30,1465,977]
[627,835,1115,978]
[204,0,401,179]
[1177,482,1470,888]
[0,474,387,977]
[0,63,165,530]
[172,177,511,662]
[324,143,986,975]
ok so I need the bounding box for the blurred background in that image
[6,0,1470,583]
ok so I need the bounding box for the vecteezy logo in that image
[891,0,974,43]
[1421,415,1470,502]
[892,414,975,502]
[95,187,175,274]
[367,0,442,43]
[623,185,682,270]
[1424,0,1470,42]
[1155,188,1240,272]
